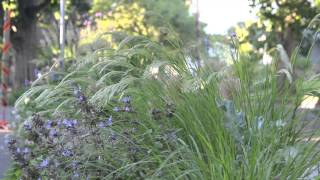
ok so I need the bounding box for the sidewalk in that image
[0,131,11,179]
[0,107,13,179]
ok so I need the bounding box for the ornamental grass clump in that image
[5,32,320,179]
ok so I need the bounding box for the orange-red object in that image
[0,119,8,129]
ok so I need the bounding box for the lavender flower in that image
[121,96,131,103]
[62,149,73,157]
[106,116,112,126]
[71,160,79,169]
[34,68,40,78]
[57,120,62,127]
[46,120,53,129]
[124,106,130,112]
[231,32,237,38]
[22,147,29,154]
[49,129,58,138]
[74,88,86,102]
[98,116,112,128]
[63,119,77,128]
[78,95,86,102]
[23,122,32,131]
[39,158,49,169]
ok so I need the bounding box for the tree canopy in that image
[0,0,206,87]
[248,0,320,54]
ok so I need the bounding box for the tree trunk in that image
[11,0,50,87]
[278,28,297,57]
[12,19,38,87]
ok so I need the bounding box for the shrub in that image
[5,34,320,179]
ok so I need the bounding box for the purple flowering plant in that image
[7,36,190,179]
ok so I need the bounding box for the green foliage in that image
[140,0,200,43]
[1,0,89,37]
[249,0,318,31]
[8,87,28,106]
[3,163,22,180]
[246,0,320,55]
[89,0,205,49]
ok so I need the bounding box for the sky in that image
[190,0,257,35]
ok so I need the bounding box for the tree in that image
[0,0,207,87]
[0,0,89,86]
[249,0,319,55]
[86,0,207,57]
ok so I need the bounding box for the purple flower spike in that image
[49,129,58,138]
[57,120,62,126]
[63,119,71,127]
[63,119,77,128]
[33,68,39,78]
[106,116,112,126]
[121,96,131,103]
[22,147,29,154]
[39,158,49,168]
[62,149,73,157]
[46,120,53,129]
[73,88,86,102]
[78,95,86,102]
[231,32,237,38]
[124,106,130,112]
[23,122,32,131]
[71,160,79,169]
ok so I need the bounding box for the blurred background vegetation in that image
[1,0,320,89]
[0,0,206,88]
